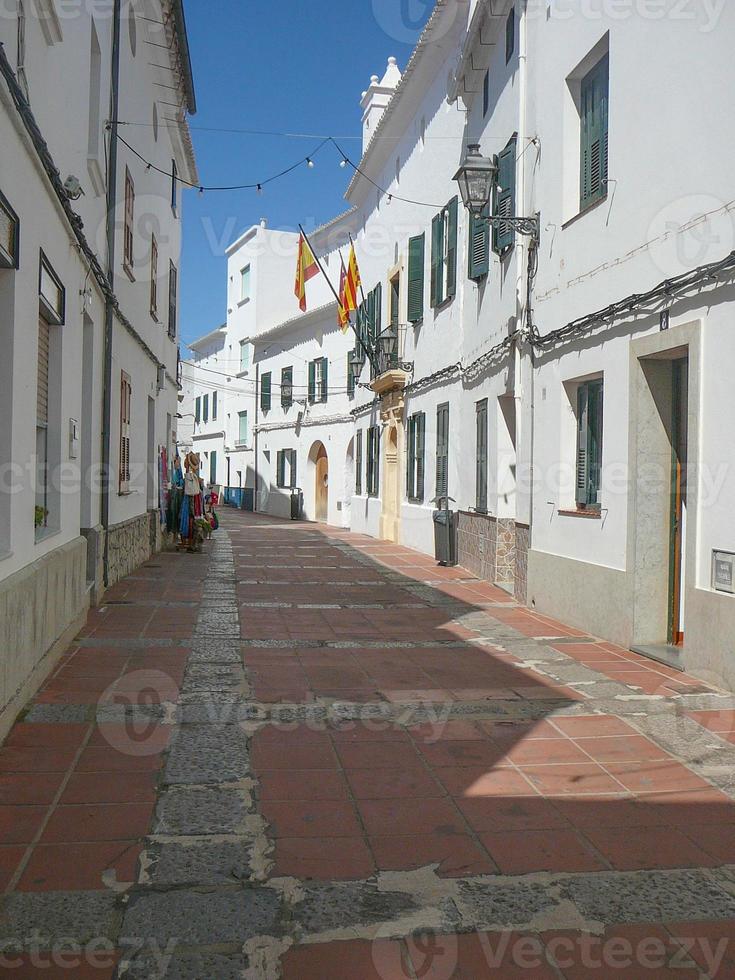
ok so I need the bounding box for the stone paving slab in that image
[2,510,735,976]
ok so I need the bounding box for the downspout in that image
[101,0,122,589]
[254,362,259,512]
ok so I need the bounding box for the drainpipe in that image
[254,362,259,512]
[100,0,122,589]
[516,0,534,562]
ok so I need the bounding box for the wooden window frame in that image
[260,372,272,413]
[407,412,425,503]
[580,54,609,212]
[435,402,450,503]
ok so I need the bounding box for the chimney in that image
[360,56,402,154]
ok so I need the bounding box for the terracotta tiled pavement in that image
[2,511,735,976]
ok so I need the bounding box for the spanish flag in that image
[343,243,361,315]
[294,233,319,312]
[337,255,350,332]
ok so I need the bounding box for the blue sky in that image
[179,0,433,348]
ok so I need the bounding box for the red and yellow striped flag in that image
[294,233,319,312]
[337,255,350,332]
[343,243,361,315]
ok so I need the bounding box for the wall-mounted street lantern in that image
[453,143,540,241]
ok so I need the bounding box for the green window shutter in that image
[581,56,609,210]
[276,450,284,488]
[195,397,201,423]
[320,357,328,403]
[506,6,515,63]
[587,379,604,506]
[446,197,458,299]
[430,212,443,307]
[435,403,449,501]
[476,399,488,512]
[203,394,209,422]
[308,360,316,404]
[290,449,297,488]
[374,427,380,496]
[468,206,490,280]
[281,367,293,408]
[576,384,590,505]
[260,373,271,412]
[355,431,362,495]
[212,391,218,420]
[493,139,517,254]
[210,451,217,484]
[347,352,355,398]
[407,416,416,500]
[373,283,382,344]
[416,412,425,501]
[407,233,425,323]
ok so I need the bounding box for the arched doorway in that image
[314,443,329,523]
[380,423,400,543]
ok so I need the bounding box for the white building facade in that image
[0,0,197,735]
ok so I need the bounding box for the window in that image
[238,410,248,446]
[493,137,517,254]
[240,265,251,302]
[212,390,218,421]
[36,316,50,524]
[195,396,201,424]
[171,159,178,214]
[123,167,135,275]
[39,252,65,325]
[0,189,20,269]
[276,449,297,489]
[580,55,609,211]
[435,402,449,502]
[476,399,488,513]
[150,234,158,319]
[210,451,217,485]
[168,261,178,339]
[119,370,131,493]
[469,205,490,280]
[389,273,400,327]
[202,393,209,423]
[406,412,425,503]
[16,0,28,100]
[366,426,380,497]
[407,233,425,323]
[576,379,604,508]
[506,6,515,64]
[308,357,328,404]
[239,341,250,373]
[261,372,272,412]
[356,284,382,379]
[355,431,363,495]
[281,366,293,409]
[483,70,490,117]
[430,197,458,307]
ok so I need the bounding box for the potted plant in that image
[34,506,48,528]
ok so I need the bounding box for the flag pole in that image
[298,224,376,372]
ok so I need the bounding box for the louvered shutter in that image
[276,450,284,488]
[469,205,490,280]
[476,400,488,512]
[581,56,609,209]
[407,233,425,323]
[435,403,449,502]
[347,352,356,398]
[261,373,271,412]
[320,357,329,403]
[195,396,201,423]
[37,317,50,425]
[290,449,297,488]
[494,140,516,253]
[212,390,218,420]
[576,384,590,505]
[407,416,416,499]
[373,284,382,345]
[308,361,316,403]
[119,371,131,493]
[446,197,458,299]
[355,431,363,495]
[416,413,425,501]
[373,427,380,496]
[430,212,443,307]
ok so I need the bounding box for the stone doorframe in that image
[626,319,701,648]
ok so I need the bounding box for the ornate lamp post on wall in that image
[453,143,540,241]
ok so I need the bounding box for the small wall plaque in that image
[712,550,735,594]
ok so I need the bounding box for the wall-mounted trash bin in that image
[433,508,458,566]
[290,488,304,521]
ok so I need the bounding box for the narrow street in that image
[2,509,735,978]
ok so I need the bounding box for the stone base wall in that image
[105,511,160,590]
[457,513,530,602]
[457,511,497,583]
[0,537,89,740]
